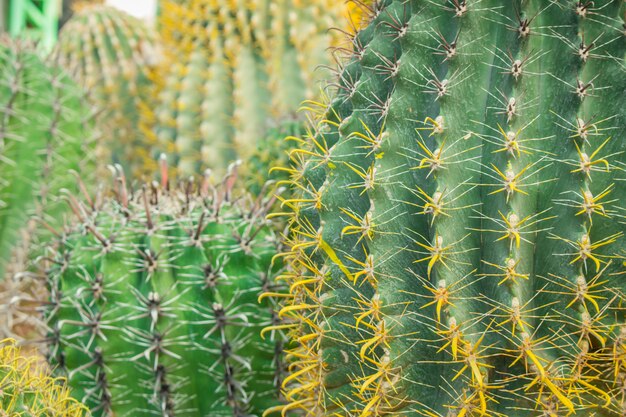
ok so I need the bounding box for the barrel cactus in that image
[142,0,369,177]
[55,3,160,177]
[0,39,95,283]
[272,1,626,416]
[0,338,90,416]
[42,164,287,416]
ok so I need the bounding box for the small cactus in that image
[271,1,626,416]
[0,338,90,416]
[43,165,287,416]
[55,3,160,177]
[142,0,369,177]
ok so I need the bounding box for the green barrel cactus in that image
[271,1,626,416]
[55,3,160,177]
[0,338,90,416]
[142,0,367,177]
[43,164,287,416]
[0,38,95,282]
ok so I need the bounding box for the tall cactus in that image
[0,338,90,416]
[43,165,287,416]
[271,1,626,416]
[0,38,95,282]
[143,0,370,177]
[55,3,160,177]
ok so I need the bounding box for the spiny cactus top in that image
[0,338,90,416]
[55,3,160,177]
[272,1,626,416]
[143,0,370,177]
[43,164,287,417]
[0,38,95,282]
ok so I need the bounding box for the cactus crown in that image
[273,1,626,416]
[0,338,90,416]
[43,165,286,416]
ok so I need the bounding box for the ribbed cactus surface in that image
[55,3,160,177]
[0,39,95,282]
[143,0,367,176]
[273,1,626,416]
[0,338,89,416]
[44,166,286,416]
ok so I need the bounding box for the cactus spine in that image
[55,4,160,177]
[43,166,286,416]
[272,1,626,416]
[144,0,367,177]
[0,338,90,416]
[0,39,95,282]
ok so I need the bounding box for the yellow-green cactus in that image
[55,3,161,177]
[0,338,90,416]
[270,1,626,416]
[143,0,371,177]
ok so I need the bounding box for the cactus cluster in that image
[0,338,89,416]
[272,1,626,416]
[0,39,95,284]
[142,0,364,177]
[55,3,160,177]
[43,165,287,416]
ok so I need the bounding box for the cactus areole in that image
[271,1,626,416]
[44,165,286,416]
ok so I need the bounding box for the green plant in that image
[0,38,95,282]
[43,165,287,416]
[142,0,368,177]
[0,338,90,416]
[272,1,626,416]
[55,3,160,177]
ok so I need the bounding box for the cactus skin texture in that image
[0,338,90,416]
[142,0,369,177]
[43,165,287,417]
[0,39,95,282]
[271,1,626,416]
[55,4,160,177]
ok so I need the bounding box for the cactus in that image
[43,165,287,416]
[0,338,90,416]
[0,38,95,282]
[55,3,160,177]
[241,119,302,196]
[271,1,626,416]
[142,0,370,177]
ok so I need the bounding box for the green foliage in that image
[272,1,626,416]
[0,338,90,416]
[0,38,95,282]
[55,4,160,177]
[43,166,287,416]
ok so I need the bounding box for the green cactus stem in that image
[270,1,626,416]
[43,163,287,416]
[55,3,160,177]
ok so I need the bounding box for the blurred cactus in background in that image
[0,338,90,416]
[0,38,95,341]
[55,2,160,177]
[42,165,288,416]
[142,0,370,178]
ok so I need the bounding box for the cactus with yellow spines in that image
[55,3,160,177]
[42,165,288,417]
[269,1,626,416]
[143,0,371,177]
[0,338,90,416]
